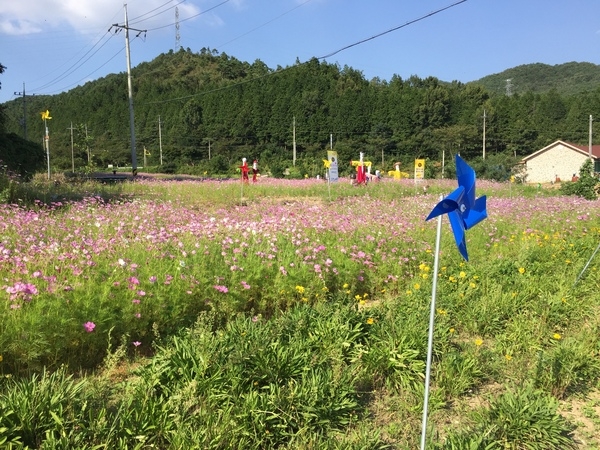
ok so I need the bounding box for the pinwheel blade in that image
[448,210,468,261]
[425,186,465,221]
[456,155,477,212]
[463,195,487,230]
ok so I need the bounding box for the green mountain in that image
[471,62,600,96]
[1,50,600,178]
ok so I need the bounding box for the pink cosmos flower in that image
[132,341,141,347]
[83,321,96,332]
[213,285,228,293]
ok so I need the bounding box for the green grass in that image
[0,176,599,448]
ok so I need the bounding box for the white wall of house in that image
[524,143,589,183]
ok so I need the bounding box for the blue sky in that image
[1,0,599,104]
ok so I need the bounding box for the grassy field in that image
[1,176,599,449]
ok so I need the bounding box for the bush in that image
[560,159,598,200]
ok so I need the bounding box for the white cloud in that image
[0,0,202,36]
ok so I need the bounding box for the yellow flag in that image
[40,110,52,120]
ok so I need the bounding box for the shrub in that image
[560,159,598,200]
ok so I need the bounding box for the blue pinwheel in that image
[426,155,487,261]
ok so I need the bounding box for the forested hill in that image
[472,62,600,96]
[1,48,600,178]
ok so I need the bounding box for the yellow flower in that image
[363,293,369,298]
[459,271,466,278]
[436,308,447,315]
[469,282,476,288]
[295,285,305,294]
[321,287,328,292]
[505,354,512,361]
[413,283,420,290]
[301,297,308,302]
[518,267,525,274]
[449,276,457,283]
[449,328,455,334]
[359,299,366,305]
[380,288,386,293]
[406,290,413,296]
[343,283,349,289]
[366,317,374,325]
[355,295,362,301]
[553,333,562,340]
[474,338,483,346]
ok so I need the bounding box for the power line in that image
[142,0,468,105]
[145,0,231,31]
[318,0,468,59]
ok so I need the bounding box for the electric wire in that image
[144,0,468,105]
[145,0,231,31]
[318,0,467,60]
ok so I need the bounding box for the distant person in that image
[252,159,259,182]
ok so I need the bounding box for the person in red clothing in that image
[252,159,259,182]
[240,158,249,183]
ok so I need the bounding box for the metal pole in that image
[158,115,163,165]
[420,204,443,450]
[70,122,74,172]
[293,116,296,167]
[124,4,138,176]
[589,115,593,174]
[45,118,50,180]
[482,109,486,160]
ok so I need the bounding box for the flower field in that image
[1,177,600,448]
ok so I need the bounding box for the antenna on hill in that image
[175,7,181,50]
[505,78,513,97]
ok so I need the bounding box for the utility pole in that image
[589,115,594,173]
[67,122,76,172]
[85,124,90,164]
[482,109,486,160]
[14,83,33,140]
[292,116,297,166]
[158,115,163,165]
[111,4,146,176]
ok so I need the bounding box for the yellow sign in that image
[414,159,425,179]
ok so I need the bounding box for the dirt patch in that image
[559,389,600,448]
